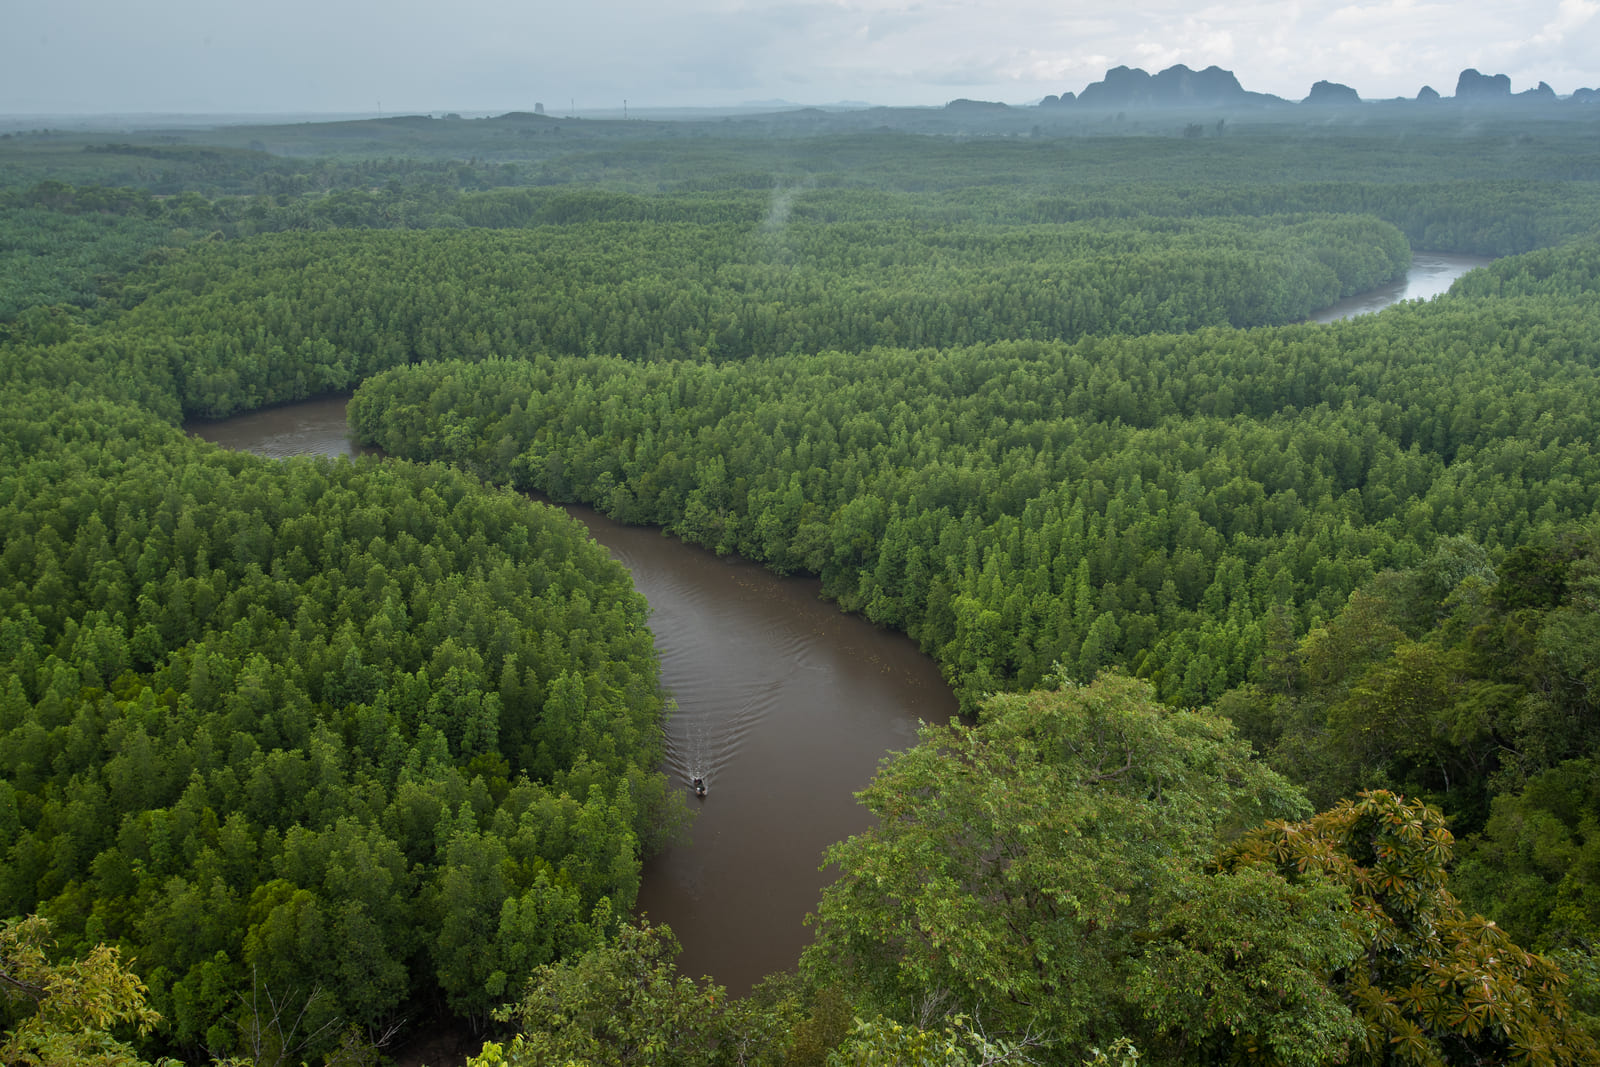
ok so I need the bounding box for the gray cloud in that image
[3,0,1597,113]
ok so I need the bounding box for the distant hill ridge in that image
[1031,63,1598,109]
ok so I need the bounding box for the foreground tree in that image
[803,674,1364,1064]
[0,915,169,1067]
[1227,791,1599,1065]
[827,1013,1043,1066]
[470,918,797,1067]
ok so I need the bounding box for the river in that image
[1308,251,1492,323]
[185,247,1487,1015]
[186,401,953,999]
[564,503,947,992]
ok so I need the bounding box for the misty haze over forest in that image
[5,0,1598,114]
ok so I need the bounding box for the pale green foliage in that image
[0,915,175,1067]
[828,1014,1039,1066]
[1079,1037,1140,1067]
[472,919,792,1067]
[1228,790,1600,1065]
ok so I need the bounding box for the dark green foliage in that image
[0,392,671,1057]
[1233,525,1600,829]
[7,107,1600,1064]
[1224,528,1600,1042]
[1455,759,1600,953]
[348,239,1600,712]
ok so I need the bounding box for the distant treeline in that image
[2,213,1413,420]
[7,167,1600,331]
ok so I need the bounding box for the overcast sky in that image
[6,0,1598,115]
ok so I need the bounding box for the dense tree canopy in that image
[5,107,1600,1063]
[1227,791,1597,1065]
[0,391,676,1058]
[803,675,1367,1065]
[346,238,1600,714]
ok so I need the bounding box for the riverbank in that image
[188,402,953,996]
[1309,251,1493,323]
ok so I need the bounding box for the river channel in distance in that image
[1309,251,1492,323]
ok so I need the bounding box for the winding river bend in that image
[565,503,948,992]
[185,249,1490,997]
[188,401,953,995]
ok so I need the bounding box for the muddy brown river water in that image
[569,502,948,992]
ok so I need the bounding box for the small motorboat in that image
[692,776,707,798]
